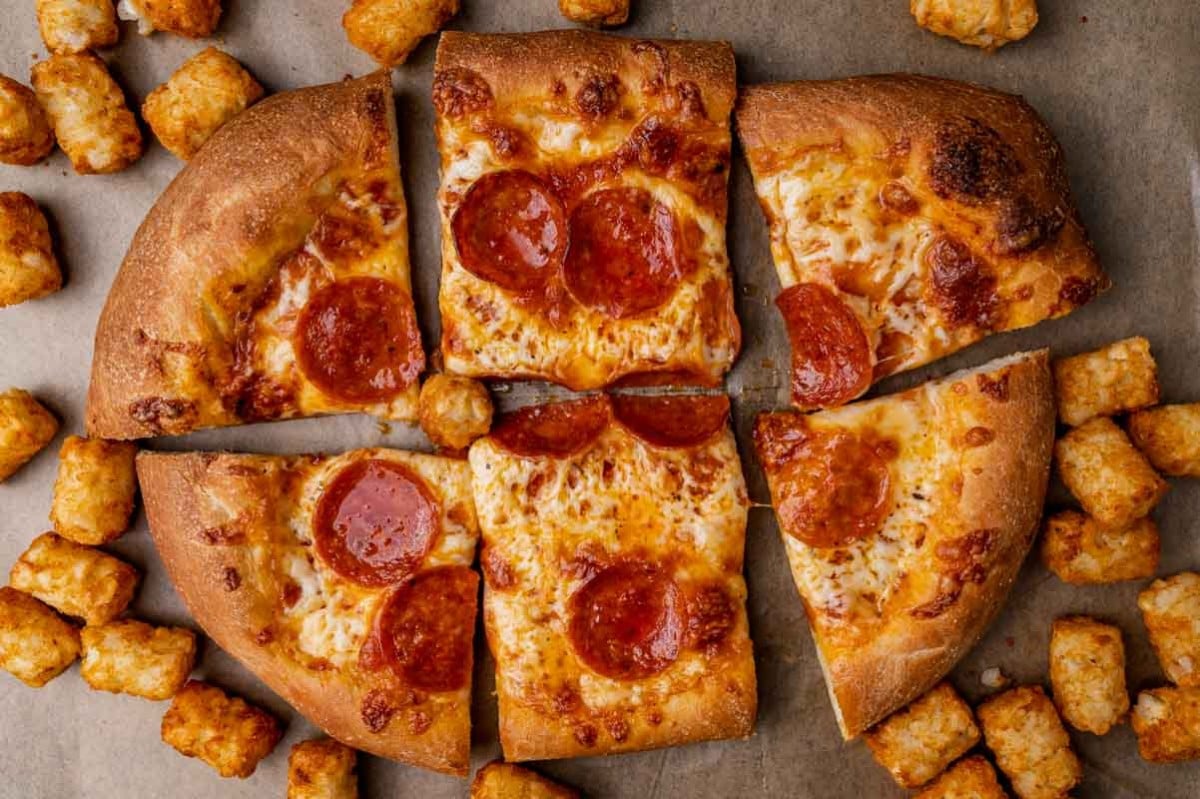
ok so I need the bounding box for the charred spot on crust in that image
[362,89,391,167]
[221,567,240,591]
[197,525,245,546]
[575,73,622,119]
[128,396,196,434]
[977,372,1011,401]
[432,68,493,118]
[407,709,432,735]
[573,723,599,747]
[676,80,706,119]
[928,235,999,328]
[1058,275,1103,308]
[964,426,996,447]
[552,685,581,714]
[995,196,1066,255]
[361,690,396,733]
[929,116,1021,203]
[255,628,274,645]
[480,547,516,590]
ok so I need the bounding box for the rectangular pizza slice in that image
[433,30,741,390]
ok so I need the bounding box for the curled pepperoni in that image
[375,566,478,692]
[754,415,894,548]
[563,187,688,318]
[776,283,872,410]
[451,170,567,293]
[610,394,729,448]
[296,277,423,403]
[568,561,682,680]
[490,395,611,458]
[313,459,439,587]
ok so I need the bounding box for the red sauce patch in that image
[563,187,689,318]
[775,283,872,410]
[295,277,423,403]
[451,170,567,294]
[928,236,999,328]
[568,561,683,680]
[313,459,440,587]
[491,395,611,458]
[375,565,478,692]
[610,394,729,448]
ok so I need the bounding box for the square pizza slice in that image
[433,30,741,390]
[737,75,1107,410]
[469,393,756,760]
[137,447,479,775]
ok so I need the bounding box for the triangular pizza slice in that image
[88,72,424,439]
[137,447,478,775]
[737,75,1107,410]
[754,350,1053,738]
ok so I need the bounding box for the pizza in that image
[135,447,478,775]
[753,349,1053,738]
[432,30,741,390]
[469,393,757,760]
[736,75,1107,410]
[87,72,424,439]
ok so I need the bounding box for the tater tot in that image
[8,532,139,625]
[0,586,79,687]
[80,619,195,700]
[142,47,263,161]
[558,0,630,26]
[1053,336,1159,427]
[1129,403,1200,477]
[914,756,1007,799]
[977,685,1081,799]
[1131,685,1200,763]
[0,389,58,482]
[910,0,1037,51]
[116,0,221,38]
[31,52,142,175]
[471,761,580,799]
[1040,510,1159,584]
[1138,572,1200,688]
[1049,616,1129,735]
[50,435,138,545]
[418,374,493,451]
[1055,417,1168,529]
[865,682,980,789]
[0,193,62,309]
[0,75,55,165]
[161,680,282,778]
[36,0,119,54]
[343,0,460,67]
[287,738,358,799]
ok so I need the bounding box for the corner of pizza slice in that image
[468,393,757,760]
[753,349,1054,739]
[736,74,1108,410]
[87,72,424,440]
[432,30,741,390]
[136,447,479,775]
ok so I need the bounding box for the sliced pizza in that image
[136,447,478,775]
[433,30,741,390]
[753,349,1054,739]
[736,75,1107,410]
[87,72,424,439]
[469,393,756,760]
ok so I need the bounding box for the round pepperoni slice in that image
[776,283,872,410]
[375,566,478,692]
[610,394,729,448]
[313,459,439,587]
[568,561,682,680]
[563,187,688,318]
[490,395,610,458]
[451,170,567,293]
[296,277,423,404]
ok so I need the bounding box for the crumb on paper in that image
[981,667,1009,690]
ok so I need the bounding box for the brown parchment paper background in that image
[2,1,1199,797]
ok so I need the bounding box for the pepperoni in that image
[568,561,682,680]
[610,394,729,448]
[451,170,567,293]
[295,277,423,403]
[490,395,611,458]
[375,566,478,692]
[563,187,688,318]
[313,459,439,587]
[775,283,872,410]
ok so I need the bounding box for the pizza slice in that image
[433,30,741,390]
[469,393,756,760]
[87,72,424,439]
[753,349,1053,739]
[136,447,479,775]
[736,75,1107,410]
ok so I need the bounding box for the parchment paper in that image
[2,1,1198,796]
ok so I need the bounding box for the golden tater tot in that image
[471,761,580,799]
[1049,616,1129,735]
[287,738,359,799]
[343,0,460,67]
[117,0,221,38]
[1053,336,1159,427]
[0,586,79,687]
[865,682,980,789]
[162,680,282,778]
[1139,572,1200,688]
[1129,403,1200,477]
[977,685,1081,799]
[910,0,1037,51]
[9,532,139,625]
[1055,417,1167,529]
[914,756,1007,799]
[1132,685,1200,763]
[50,435,138,545]
[36,0,119,54]
[0,193,62,309]
[80,619,196,700]
[0,75,55,165]
[0,389,58,482]
[1040,510,1159,584]
[418,374,493,451]
[558,0,630,26]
